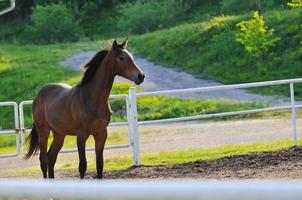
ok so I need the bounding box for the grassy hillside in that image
[130,8,302,97]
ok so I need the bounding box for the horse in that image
[25,39,145,179]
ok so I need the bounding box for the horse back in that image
[32,83,74,131]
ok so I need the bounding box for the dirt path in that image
[60,52,285,104]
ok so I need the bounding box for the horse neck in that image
[82,59,115,110]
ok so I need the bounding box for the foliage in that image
[288,0,302,7]
[116,0,188,34]
[221,0,288,14]
[136,96,263,121]
[287,0,302,45]
[26,3,82,44]
[221,0,256,13]
[236,11,280,59]
[131,8,302,97]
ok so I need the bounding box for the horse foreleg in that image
[47,132,65,179]
[94,128,108,179]
[77,134,88,179]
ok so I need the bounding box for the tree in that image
[236,11,280,61]
[288,0,302,7]
[27,3,81,43]
[287,0,302,44]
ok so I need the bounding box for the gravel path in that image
[60,52,285,104]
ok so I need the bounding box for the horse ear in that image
[112,39,118,50]
[121,38,128,48]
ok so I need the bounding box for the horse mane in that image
[77,49,108,87]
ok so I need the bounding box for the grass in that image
[0,127,129,155]
[0,138,298,176]
[130,8,302,97]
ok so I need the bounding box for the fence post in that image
[290,82,298,146]
[19,102,26,154]
[129,87,141,166]
[13,102,20,155]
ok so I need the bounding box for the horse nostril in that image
[138,73,145,82]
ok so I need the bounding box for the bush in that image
[221,0,287,14]
[221,0,256,13]
[236,11,280,60]
[288,0,302,7]
[117,0,188,34]
[26,3,82,44]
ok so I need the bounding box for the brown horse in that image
[25,39,145,179]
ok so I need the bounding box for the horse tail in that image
[25,123,39,159]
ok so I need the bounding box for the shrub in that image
[288,0,302,7]
[236,11,280,60]
[221,0,257,13]
[288,0,302,45]
[26,3,82,44]
[221,0,287,14]
[117,0,188,34]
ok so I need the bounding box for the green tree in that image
[26,3,82,43]
[117,0,188,34]
[288,0,302,44]
[288,0,302,7]
[236,11,280,60]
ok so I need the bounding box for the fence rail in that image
[136,78,302,148]
[0,0,15,15]
[1,180,302,200]
[0,78,302,164]
[0,101,19,157]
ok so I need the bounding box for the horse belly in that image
[41,86,78,135]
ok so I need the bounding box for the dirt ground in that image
[3,147,302,180]
[91,147,302,179]
[56,147,302,180]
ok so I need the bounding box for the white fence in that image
[0,0,15,15]
[0,78,302,164]
[0,101,19,158]
[1,180,302,200]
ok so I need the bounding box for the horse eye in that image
[119,56,125,61]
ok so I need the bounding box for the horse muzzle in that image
[135,73,145,85]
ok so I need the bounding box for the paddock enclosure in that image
[1,78,302,198]
[1,78,302,158]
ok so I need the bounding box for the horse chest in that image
[83,106,112,134]
[88,118,110,134]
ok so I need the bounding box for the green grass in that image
[130,8,302,97]
[0,138,298,176]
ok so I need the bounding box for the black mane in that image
[77,50,108,86]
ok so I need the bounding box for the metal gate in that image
[0,101,19,157]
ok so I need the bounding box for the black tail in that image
[25,123,39,159]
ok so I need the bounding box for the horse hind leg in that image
[35,125,50,179]
[47,131,65,179]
